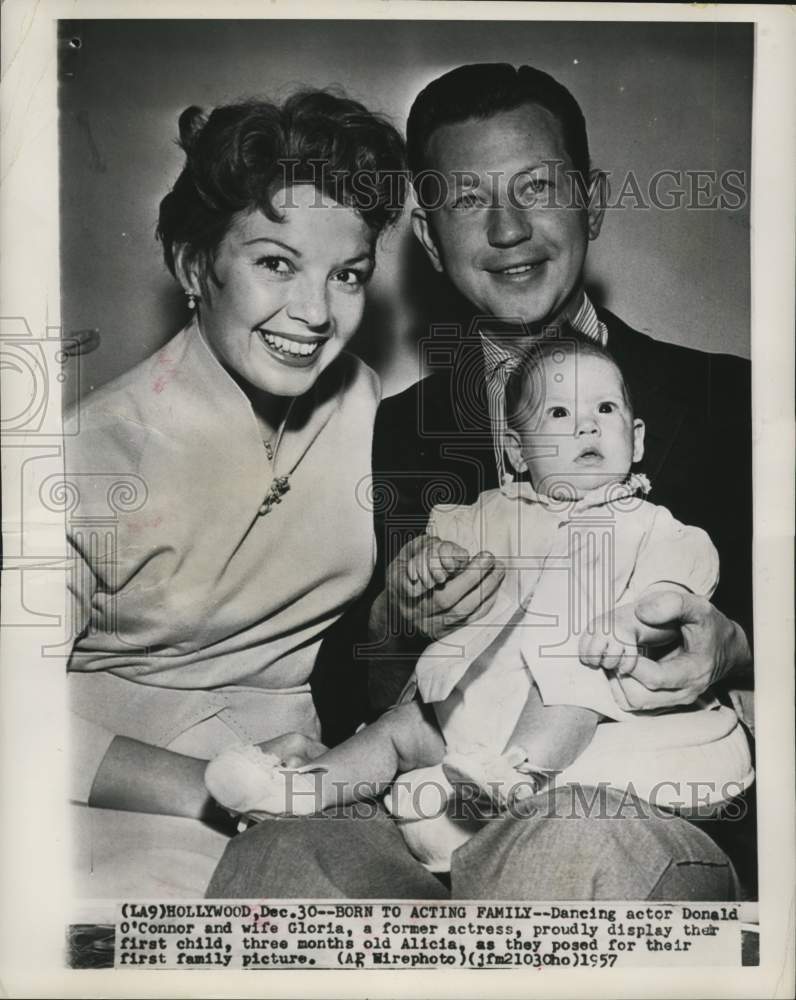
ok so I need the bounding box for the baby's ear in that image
[632,418,646,464]
[504,428,528,473]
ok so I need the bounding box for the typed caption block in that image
[114,901,745,970]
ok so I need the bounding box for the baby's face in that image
[507,353,645,498]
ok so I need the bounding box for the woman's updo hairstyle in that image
[157,90,407,295]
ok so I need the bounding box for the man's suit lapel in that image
[448,329,492,434]
[442,331,497,494]
[602,311,690,483]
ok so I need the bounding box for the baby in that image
[206,334,753,869]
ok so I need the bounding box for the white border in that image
[1,2,793,997]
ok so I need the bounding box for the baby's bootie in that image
[204,744,324,827]
[442,746,553,812]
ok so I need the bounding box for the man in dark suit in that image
[209,63,753,901]
[369,64,752,719]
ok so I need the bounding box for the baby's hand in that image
[204,745,325,821]
[403,536,470,595]
[579,603,644,677]
[579,631,639,677]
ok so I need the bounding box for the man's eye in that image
[452,191,481,210]
[256,256,292,275]
[514,177,551,205]
[550,406,569,418]
[598,402,615,413]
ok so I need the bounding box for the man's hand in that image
[385,534,506,642]
[579,594,681,677]
[603,591,751,711]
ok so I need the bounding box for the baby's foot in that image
[385,764,455,822]
[204,745,325,821]
[442,747,548,811]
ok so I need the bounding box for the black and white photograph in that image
[0,2,793,996]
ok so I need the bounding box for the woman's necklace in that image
[226,364,292,517]
[258,475,290,516]
[258,436,290,516]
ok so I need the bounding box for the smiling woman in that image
[178,189,374,412]
[157,94,401,437]
[64,91,406,899]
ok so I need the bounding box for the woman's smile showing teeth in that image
[259,329,324,366]
[195,188,374,396]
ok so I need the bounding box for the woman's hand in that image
[256,732,328,768]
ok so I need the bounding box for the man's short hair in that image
[406,63,591,207]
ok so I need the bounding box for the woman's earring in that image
[186,290,197,310]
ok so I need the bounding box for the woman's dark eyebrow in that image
[242,236,301,256]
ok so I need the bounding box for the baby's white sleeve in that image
[627,505,720,600]
[527,506,721,722]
